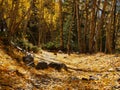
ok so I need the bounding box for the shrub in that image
[42,41,60,51]
[16,39,40,53]
[31,46,40,53]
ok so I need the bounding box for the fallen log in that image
[36,61,48,70]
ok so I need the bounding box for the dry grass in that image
[0,45,120,90]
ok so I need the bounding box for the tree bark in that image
[59,0,64,50]
[112,0,117,53]
[89,0,96,53]
[76,0,82,53]
[98,0,107,52]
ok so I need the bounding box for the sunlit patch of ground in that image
[0,45,120,89]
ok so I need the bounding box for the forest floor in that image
[0,44,120,90]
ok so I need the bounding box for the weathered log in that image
[36,61,48,70]
[48,62,68,72]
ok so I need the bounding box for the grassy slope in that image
[0,43,120,90]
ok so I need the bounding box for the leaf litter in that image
[0,47,120,90]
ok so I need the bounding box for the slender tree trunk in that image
[59,0,64,50]
[75,0,82,53]
[112,0,117,53]
[84,0,89,53]
[67,3,75,55]
[67,22,72,55]
[89,0,96,53]
[38,0,46,46]
[97,0,107,52]
[95,0,101,52]
[105,0,116,53]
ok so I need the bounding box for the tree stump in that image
[22,55,35,67]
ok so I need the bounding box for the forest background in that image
[0,0,120,54]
